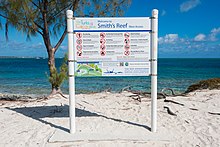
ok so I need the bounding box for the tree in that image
[0,0,131,96]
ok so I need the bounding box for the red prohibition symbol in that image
[124,44,130,50]
[100,32,106,38]
[124,38,130,44]
[100,51,106,56]
[100,45,106,50]
[76,32,82,38]
[124,50,130,56]
[76,39,82,44]
[77,51,82,56]
[100,38,106,44]
[124,32,130,38]
[76,45,82,51]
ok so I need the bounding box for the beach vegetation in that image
[0,0,131,96]
[48,54,68,95]
[186,78,220,93]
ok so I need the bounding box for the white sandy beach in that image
[0,89,220,147]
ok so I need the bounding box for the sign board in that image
[73,18,151,76]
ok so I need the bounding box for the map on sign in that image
[73,17,151,77]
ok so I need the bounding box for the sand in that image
[0,89,220,147]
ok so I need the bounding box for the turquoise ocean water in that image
[0,58,220,95]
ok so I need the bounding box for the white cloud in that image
[159,34,179,44]
[194,33,206,41]
[158,31,220,57]
[193,27,220,42]
[180,0,201,12]
[209,27,220,41]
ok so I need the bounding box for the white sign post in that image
[66,9,158,134]
[67,10,76,134]
[151,9,158,132]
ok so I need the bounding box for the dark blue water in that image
[0,58,220,95]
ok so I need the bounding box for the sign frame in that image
[66,9,158,134]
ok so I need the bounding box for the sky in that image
[0,0,220,58]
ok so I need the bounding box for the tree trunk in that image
[50,87,61,95]
[47,48,59,91]
[47,49,67,98]
[43,31,60,95]
[48,48,55,74]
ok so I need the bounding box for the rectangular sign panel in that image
[73,17,151,76]
[74,17,151,31]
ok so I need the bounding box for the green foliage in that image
[48,54,68,89]
[185,78,220,93]
[0,0,73,40]
[0,0,131,39]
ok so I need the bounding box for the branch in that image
[208,112,220,115]
[42,0,52,50]
[0,13,8,19]
[54,27,67,52]
[5,21,8,41]
[164,99,185,106]
[38,0,43,12]
[30,0,41,10]
[73,0,80,11]
[34,21,44,31]
[36,30,43,36]
[164,106,177,116]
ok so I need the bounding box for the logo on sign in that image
[75,20,96,29]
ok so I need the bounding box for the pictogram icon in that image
[76,45,82,51]
[100,38,106,44]
[100,51,106,56]
[124,38,130,44]
[76,33,82,38]
[76,39,82,44]
[100,45,106,50]
[77,51,82,56]
[124,32,130,38]
[100,32,106,38]
[124,44,130,50]
[124,50,130,56]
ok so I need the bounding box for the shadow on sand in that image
[7,104,150,133]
